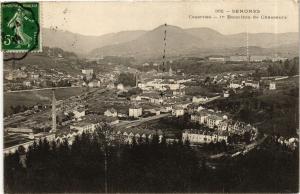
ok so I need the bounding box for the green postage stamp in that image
[1,2,40,52]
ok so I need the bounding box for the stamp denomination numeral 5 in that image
[3,34,12,46]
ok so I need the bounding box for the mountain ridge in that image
[42,25,298,59]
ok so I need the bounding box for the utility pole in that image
[162,23,167,73]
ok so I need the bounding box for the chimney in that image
[51,89,57,132]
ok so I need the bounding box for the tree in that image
[116,73,136,87]
[243,131,251,144]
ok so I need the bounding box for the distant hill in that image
[42,25,298,60]
[42,28,146,55]
[89,25,298,59]
[185,28,298,48]
[89,25,205,59]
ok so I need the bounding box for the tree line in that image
[4,127,299,193]
[266,58,299,76]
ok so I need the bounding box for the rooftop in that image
[113,127,163,136]
[184,128,229,136]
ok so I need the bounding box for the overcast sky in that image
[42,0,299,36]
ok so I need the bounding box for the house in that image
[243,80,260,89]
[107,83,115,89]
[73,108,86,120]
[144,93,164,105]
[187,104,198,114]
[104,108,118,117]
[191,113,201,123]
[145,108,161,116]
[129,105,142,118]
[218,120,228,131]
[218,119,235,131]
[30,74,39,80]
[70,122,97,134]
[130,95,142,101]
[223,90,229,97]
[172,106,184,117]
[88,80,101,88]
[112,127,163,144]
[271,57,288,62]
[137,83,146,90]
[23,81,31,87]
[197,110,211,124]
[182,129,228,144]
[168,83,180,91]
[229,80,242,89]
[173,89,185,96]
[207,115,223,129]
[150,97,163,105]
[197,106,205,112]
[161,105,172,113]
[287,138,299,149]
[269,82,276,90]
[192,96,209,104]
[117,83,125,91]
[233,121,247,132]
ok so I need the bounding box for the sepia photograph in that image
[1,0,299,193]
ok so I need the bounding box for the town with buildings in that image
[4,56,299,154]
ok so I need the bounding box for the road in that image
[209,134,267,159]
[111,113,171,129]
[5,86,81,93]
[202,95,221,104]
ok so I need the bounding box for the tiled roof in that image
[113,127,163,136]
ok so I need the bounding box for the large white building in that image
[112,127,163,144]
[70,122,98,134]
[129,106,143,118]
[249,55,269,62]
[208,57,226,62]
[207,115,223,129]
[82,69,94,75]
[192,96,209,104]
[243,81,260,89]
[182,129,228,144]
[191,110,211,124]
[229,81,242,89]
[271,57,288,62]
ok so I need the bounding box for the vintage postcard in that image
[1,0,299,193]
